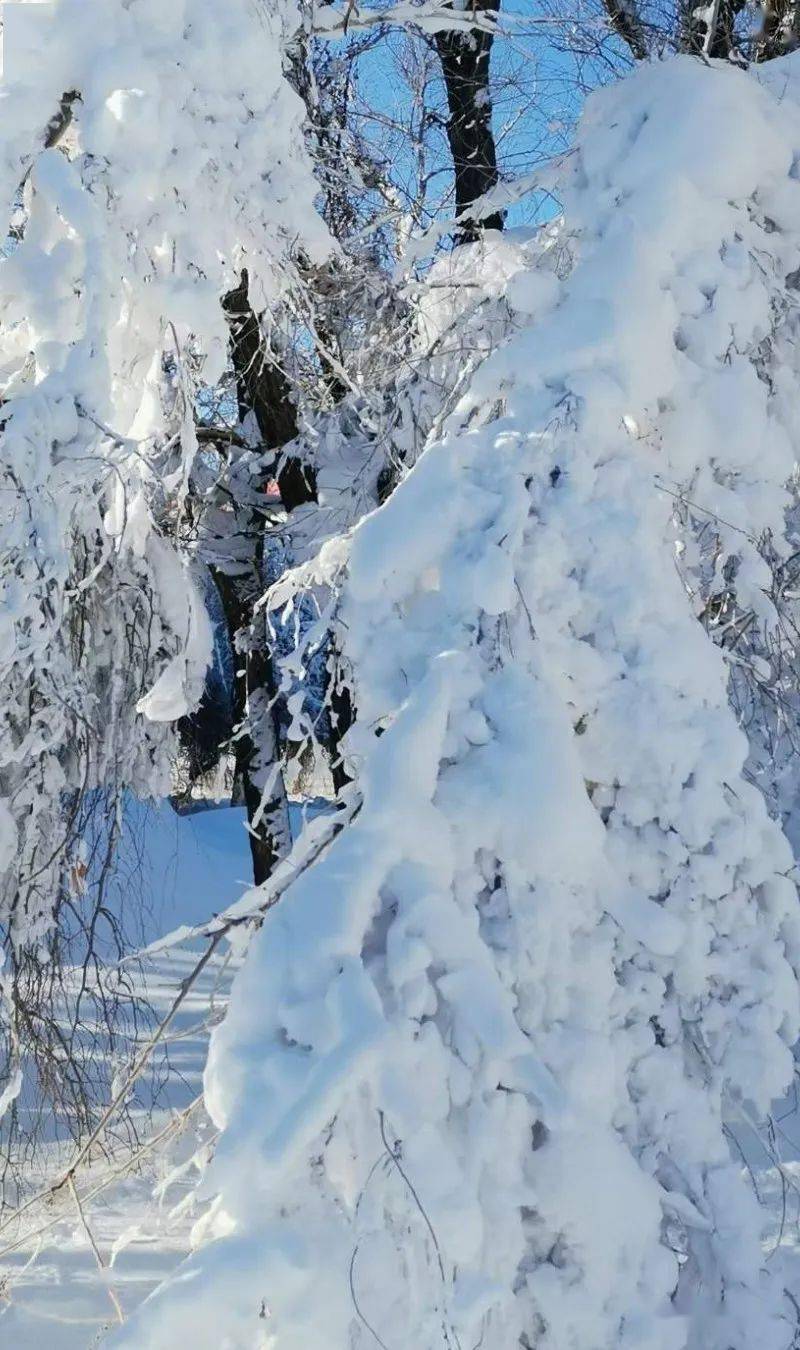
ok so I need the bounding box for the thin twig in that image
[0,939,223,1243]
[0,1097,205,1264]
[378,1110,461,1350]
[349,1243,393,1350]
[67,1173,125,1326]
[0,802,358,1244]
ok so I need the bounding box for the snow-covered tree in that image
[108,51,800,1350]
[0,0,325,1118]
[5,2,800,1347]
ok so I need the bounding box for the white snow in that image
[107,53,800,1350]
[5,15,800,1350]
[0,0,326,953]
[0,800,251,1347]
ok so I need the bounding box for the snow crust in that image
[117,54,800,1350]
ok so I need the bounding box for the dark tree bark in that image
[224,269,353,782]
[214,568,289,886]
[182,272,307,885]
[601,0,649,59]
[326,656,354,796]
[678,0,800,62]
[222,273,317,508]
[434,1,503,241]
[680,0,747,57]
[757,0,800,59]
[603,0,746,62]
[185,272,353,882]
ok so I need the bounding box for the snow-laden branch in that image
[397,155,569,267]
[112,52,800,1350]
[0,0,328,1115]
[313,0,500,37]
[311,0,587,38]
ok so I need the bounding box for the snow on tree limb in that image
[108,52,800,1350]
[0,0,326,1111]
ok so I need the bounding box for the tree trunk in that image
[214,566,290,886]
[218,274,355,882]
[216,273,304,884]
[434,0,503,241]
[680,0,747,56]
[223,274,317,508]
[757,0,800,59]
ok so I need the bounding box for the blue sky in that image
[333,0,629,236]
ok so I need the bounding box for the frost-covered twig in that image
[67,1172,125,1325]
[0,1095,205,1264]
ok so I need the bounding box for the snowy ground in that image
[3,798,800,1347]
[0,801,251,1348]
